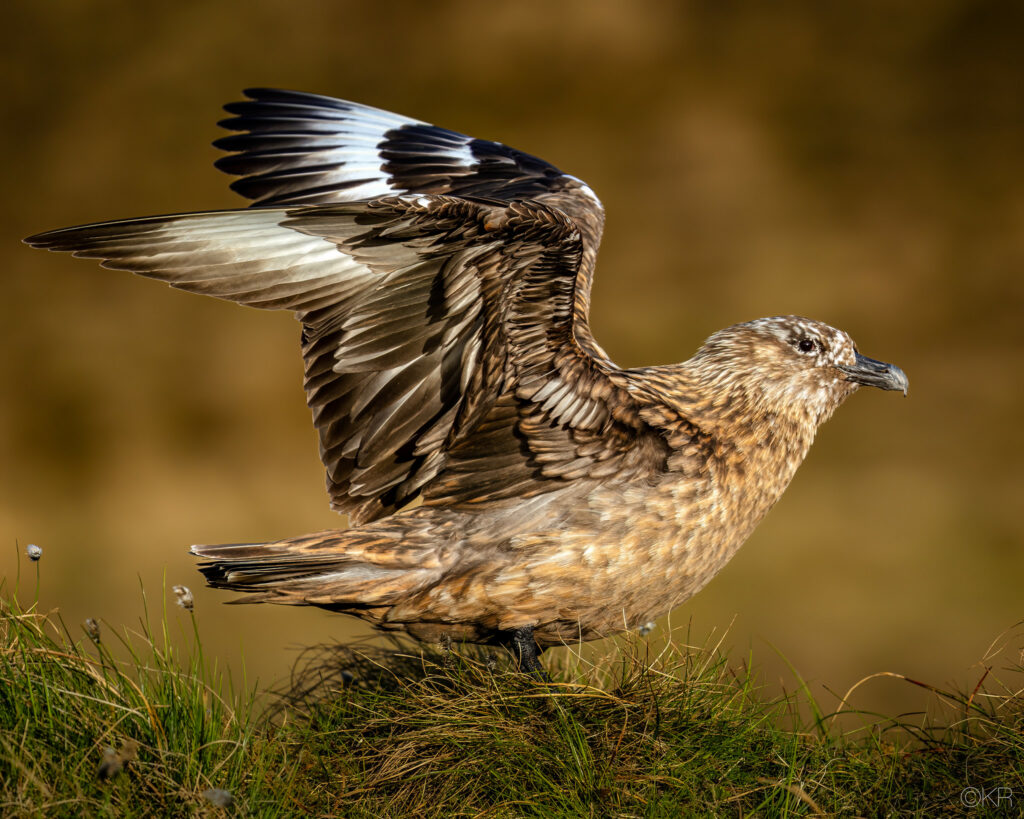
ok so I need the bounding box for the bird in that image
[26,88,908,674]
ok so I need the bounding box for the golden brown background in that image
[4,0,1023,716]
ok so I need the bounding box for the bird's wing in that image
[214,88,610,364]
[26,196,669,523]
[214,88,603,231]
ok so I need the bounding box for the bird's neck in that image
[627,363,820,521]
[634,362,819,565]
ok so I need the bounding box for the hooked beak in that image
[837,352,909,396]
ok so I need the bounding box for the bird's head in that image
[689,316,908,428]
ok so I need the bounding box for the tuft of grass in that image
[268,634,1024,816]
[2,559,1023,816]
[0,581,283,817]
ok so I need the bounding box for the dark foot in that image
[508,625,549,679]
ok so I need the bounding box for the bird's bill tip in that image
[838,353,909,396]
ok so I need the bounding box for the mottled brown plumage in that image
[25,89,908,667]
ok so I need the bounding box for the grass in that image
[2,565,1023,816]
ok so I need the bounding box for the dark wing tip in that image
[24,230,50,248]
[216,88,328,139]
[240,87,309,101]
[24,216,174,254]
[25,225,88,251]
[219,87,350,121]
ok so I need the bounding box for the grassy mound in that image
[2,582,1022,816]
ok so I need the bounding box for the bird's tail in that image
[190,527,442,609]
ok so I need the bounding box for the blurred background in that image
[3,0,1023,717]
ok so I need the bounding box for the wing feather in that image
[27,92,678,523]
[215,89,612,366]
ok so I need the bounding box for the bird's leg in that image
[508,625,548,678]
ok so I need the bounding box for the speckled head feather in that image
[687,315,900,426]
[24,89,909,667]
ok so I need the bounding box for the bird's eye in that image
[797,338,817,354]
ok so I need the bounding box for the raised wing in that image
[215,88,611,364]
[26,197,669,524]
[214,88,602,226]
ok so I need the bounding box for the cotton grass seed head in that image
[26,543,42,561]
[172,585,194,611]
[84,618,101,642]
[97,747,120,781]
[202,788,234,808]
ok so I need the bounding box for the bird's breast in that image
[516,438,812,638]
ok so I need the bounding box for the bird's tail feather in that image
[190,529,440,608]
